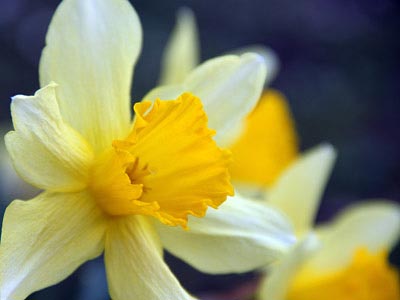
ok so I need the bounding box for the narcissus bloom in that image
[229,90,298,188]
[0,0,295,299]
[257,147,400,300]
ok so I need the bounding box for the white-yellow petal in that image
[5,84,93,192]
[0,126,38,202]
[307,201,400,273]
[159,7,199,85]
[39,0,142,152]
[156,194,296,274]
[228,45,279,86]
[258,234,320,300]
[144,53,267,147]
[105,216,195,300]
[0,191,106,300]
[267,144,336,234]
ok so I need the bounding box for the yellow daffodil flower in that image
[257,146,400,300]
[0,6,280,207]
[229,90,298,188]
[0,0,296,299]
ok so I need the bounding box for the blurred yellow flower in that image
[287,248,399,300]
[257,147,400,300]
[0,0,296,299]
[229,89,298,187]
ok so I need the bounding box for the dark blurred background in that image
[0,0,399,299]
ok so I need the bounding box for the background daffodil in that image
[258,204,400,300]
[229,90,298,190]
[0,0,296,299]
[257,147,400,300]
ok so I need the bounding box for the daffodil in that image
[229,90,298,189]
[0,0,296,299]
[257,146,400,300]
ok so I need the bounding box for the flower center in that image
[287,248,400,300]
[88,147,158,217]
[88,93,233,227]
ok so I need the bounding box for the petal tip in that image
[240,52,267,69]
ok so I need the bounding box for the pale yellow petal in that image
[0,126,38,202]
[156,193,296,274]
[267,144,336,233]
[306,201,400,273]
[258,234,320,300]
[228,45,279,86]
[5,84,93,192]
[159,7,199,85]
[39,0,142,152]
[144,53,267,147]
[105,216,195,300]
[0,191,107,300]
